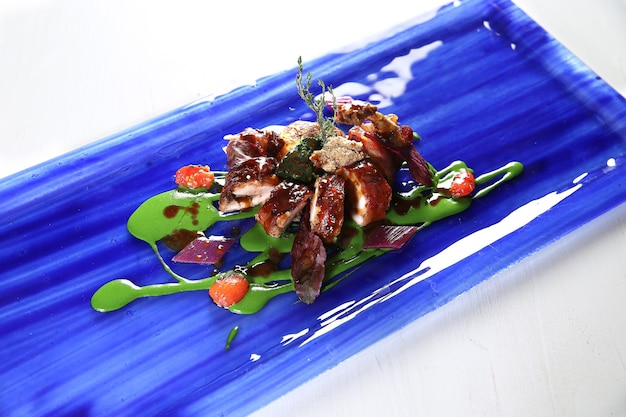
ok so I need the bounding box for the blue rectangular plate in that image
[2,0,626,416]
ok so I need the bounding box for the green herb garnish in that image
[275,136,322,183]
[225,325,239,351]
[296,56,337,143]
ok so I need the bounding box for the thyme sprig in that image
[296,56,338,143]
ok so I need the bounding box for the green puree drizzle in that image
[91,161,523,315]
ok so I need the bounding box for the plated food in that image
[91,61,523,317]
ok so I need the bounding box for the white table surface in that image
[2,1,625,416]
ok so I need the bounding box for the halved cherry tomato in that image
[209,273,250,308]
[449,168,475,198]
[175,165,215,189]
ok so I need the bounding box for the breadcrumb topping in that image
[310,136,365,173]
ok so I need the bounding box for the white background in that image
[2,1,626,416]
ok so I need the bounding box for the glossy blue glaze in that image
[2,1,626,416]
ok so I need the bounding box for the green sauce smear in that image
[91,161,523,315]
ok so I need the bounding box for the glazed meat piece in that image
[339,101,433,187]
[336,100,413,147]
[219,157,281,212]
[337,160,392,227]
[347,126,403,183]
[335,100,378,126]
[291,205,327,305]
[309,174,346,244]
[224,128,285,167]
[256,181,314,238]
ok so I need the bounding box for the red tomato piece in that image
[209,273,250,308]
[449,168,475,197]
[175,165,215,189]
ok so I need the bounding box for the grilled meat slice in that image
[218,157,280,212]
[336,100,413,147]
[335,100,378,126]
[224,128,285,167]
[338,101,433,186]
[337,160,392,227]
[346,126,403,183]
[359,121,433,186]
[291,206,327,305]
[255,181,314,238]
[309,174,346,244]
